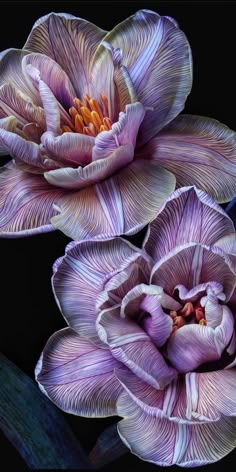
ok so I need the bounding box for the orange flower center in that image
[170,301,207,334]
[62,93,113,137]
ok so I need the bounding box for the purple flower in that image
[36,186,236,467]
[0,10,236,239]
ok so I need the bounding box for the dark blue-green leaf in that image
[0,354,91,469]
[89,423,128,469]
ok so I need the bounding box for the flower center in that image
[170,301,207,333]
[62,93,113,137]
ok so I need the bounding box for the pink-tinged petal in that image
[97,305,176,389]
[0,116,16,155]
[92,102,144,160]
[0,161,64,236]
[45,144,133,189]
[151,243,236,301]
[51,160,176,240]
[145,114,236,203]
[117,392,236,466]
[96,255,151,313]
[36,327,123,417]
[120,284,175,346]
[0,49,40,104]
[0,127,47,169]
[52,238,139,345]
[185,370,236,422]
[0,82,46,129]
[175,281,225,303]
[144,186,234,261]
[24,13,106,98]
[41,130,94,167]
[22,123,44,144]
[166,305,235,372]
[22,53,76,109]
[92,10,192,145]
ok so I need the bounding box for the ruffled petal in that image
[36,327,123,417]
[0,127,48,169]
[24,13,106,98]
[44,144,134,189]
[51,160,176,240]
[144,186,234,261]
[0,161,64,236]
[145,114,236,203]
[92,102,144,160]
[52,238,139,345]
[151,243,236,301]
[92,10,192,145]
[117,392,236,466]
[97,306,176,389]
[0,116,17,155]
[166,305,235,372]
[41,130,94,167]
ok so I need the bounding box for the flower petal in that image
[144,186,234,261]
[36,327,123,417]
[0,116,17,155]
[0,127,46,169]
[0,48,40,104]
[22,53,76,109]
[24,13,106,97]
[92,102,144,160]
[92,10,192,145]
[0,161,64,236]
[151,243,236,301]
[41,130,94,167]
[44,144,134,189]
[52,238,139,345]
[117,392,236,466]
[51,160,176,240]
[145,114,236,203]
[166,305,235,372]
[0,82,46,129]
[97,306,176,389]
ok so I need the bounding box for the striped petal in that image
[51,160,176,240]
[0,116,17,155]
[166,305,235,372]
[144,186,234,261]
[52,238,139,346]
[0,161,64,236]
[145,115,236,203]
[97,306,176,389]
[117,392,236,466]
[92,10,192,145]
[36,328,123,417]
[44,144,134,189]
[24,13,106,98]
[41,130,94,167]
[151,243,236,301]
[93,102,144,160]
[0,127,47,169]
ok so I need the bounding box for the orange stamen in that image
[195,307,205,322]
[89,98,103,120]
[91,111,102,131]
[180,302,194,317]
[83,94,91,109]
[199,319,207,326]
[74,114,84,133]
[100,93,109,117]
[74,98,83,111]
[103,117,112,130]
[100,124,107,132]
[69,106,78,119]
[80,106,92,125]
[88,123,96,137]
[62,125,73,133]
[83,126,94,137]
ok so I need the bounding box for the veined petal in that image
[51,160,176,240]
[166,305,235,372]
[97,306,176,389]
[151,243,236,301]
[0,161,64,236]
[36,328,123,417]
[0,48,40,104]
[24,13,106,98]
[145,114,236,203]
[0,127,46,169]
[22,53,76,109]
[92,102,144,160]
[52,237,139,345]
[41,130,94,167]
[117,392,236,466]
[0,116,17,155]
[144,186,234,261]
[45,144,134,189]
[0,82,46,129]
[92,10,192,145]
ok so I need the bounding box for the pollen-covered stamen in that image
[169,300,207,332]
[65,93,113,136]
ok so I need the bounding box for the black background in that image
[1,0,236,470]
